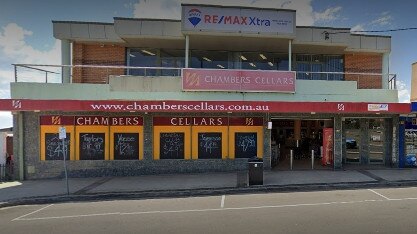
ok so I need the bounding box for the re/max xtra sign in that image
[182,5,295,35]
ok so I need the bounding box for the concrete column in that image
[360,119,369,165]
[61,39,71,83]
[17,112,24,180]
[382,52,389,89]
[288,39,292,71]
[263,115,271,170]
[185,35,189,68]
[333,116,343,170]
[143,114,153,161]
[391,116,399,167]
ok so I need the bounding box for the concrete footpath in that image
[2,169,417,208]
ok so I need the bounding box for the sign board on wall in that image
[183,68,296,92]
[1,99,410,114]
[182,4,295,35]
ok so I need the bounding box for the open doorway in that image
[271,119,334,170]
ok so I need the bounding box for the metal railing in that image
[12,64,398,90]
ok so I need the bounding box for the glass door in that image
[369,119,385,164]
[344,119,361,163]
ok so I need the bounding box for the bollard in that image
[290,149,294,170]
[311,150,314,170]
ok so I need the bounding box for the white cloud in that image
[350,24,365,33]
[133,0,316,26]
[0,69,13,99]
[313,6,342,22]
[370,12,392,26]
[370,15,392,26]
[350,12,393,34]
[397,80,411,103]
[0,23,62,128]
[0,112,13,129]
[0,23,61,65]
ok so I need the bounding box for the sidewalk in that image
[2,169,417,207]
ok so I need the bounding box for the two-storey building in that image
[3,4,410,179]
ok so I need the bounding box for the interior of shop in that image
[271,119,334,170]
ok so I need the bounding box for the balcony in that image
[10,64,399,103]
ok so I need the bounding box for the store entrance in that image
[271,119,334,170]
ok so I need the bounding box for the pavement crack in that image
[357,170,387,182]
[74,177,113,195]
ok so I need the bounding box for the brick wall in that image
[72,43,126,83]
[344,53,382,89]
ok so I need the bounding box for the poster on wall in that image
[235,132,257,158]
[322,128,333,166]
[79,133,105,160]
[113,133,139,160]
[198,133,222,159]
[45,133,70,160]
[160,132,185,159]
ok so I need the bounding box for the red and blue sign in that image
[188,8,201,27]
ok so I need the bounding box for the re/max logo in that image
[204,15,271,26]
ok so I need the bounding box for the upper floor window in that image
[190,50,230,69]
[127,48,184,76]
[295,54,344,80]
[240,52,288,71]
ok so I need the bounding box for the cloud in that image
[0,112,13,129]
[133,0,316,26]
[350,12,393,34]
[0,23,61,65]
[313,6,342,22]
[0,69,13,98]
[397,80,411,103]
[351,24,365,33]
[370,12,393,26]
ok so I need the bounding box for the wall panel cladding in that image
[344,54,382,89]
[72,43,126,83]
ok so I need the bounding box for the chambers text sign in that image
[182,4,295,35]
[182,68,296,92]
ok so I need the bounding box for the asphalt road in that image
[2,187,417,234]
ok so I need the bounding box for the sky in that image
[0,0,416,129]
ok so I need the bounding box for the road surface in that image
[2,186,417,233]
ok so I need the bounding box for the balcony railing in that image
[12,64,397,90]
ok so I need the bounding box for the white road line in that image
[368,189,391,200]
[12,204,54,221]
[16,212,121,221]
[221,195,225,208]
[13,196,417,222]
[14,199,386,221]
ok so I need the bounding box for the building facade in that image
[1,4,410,179]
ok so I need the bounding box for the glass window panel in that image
[369,119,385,164]
[190,50,229,69]
[345,119,361,163]
[127,48,158,76]
[295,54,344,80]
[240,52,289,71]
[160,49,184,76]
